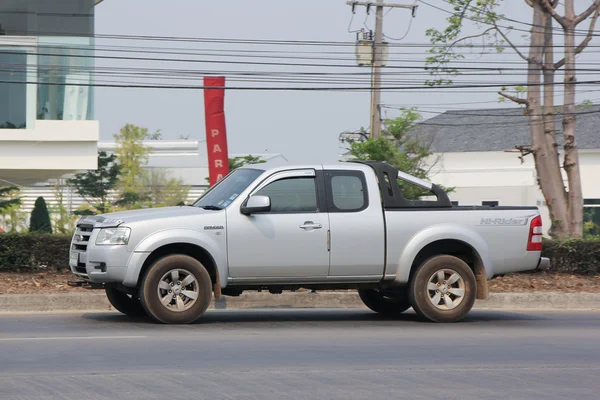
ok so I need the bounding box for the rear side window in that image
[325,171,368,213]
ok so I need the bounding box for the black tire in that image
[140,254,212,324]
[409,255,476,323]
[358,288,411,315]
[105,288,147,317]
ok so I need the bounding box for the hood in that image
[77,206,217,228]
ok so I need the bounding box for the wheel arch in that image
[123,229,227,293]
[409,239,489,300]
[139,243,219,287]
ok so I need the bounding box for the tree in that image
[424,0,600,238]
[146,129,162,140]
[50,179,78,233]
[0,187,23,232]
[347,110,448,200]
[0,186,20,213]
[205,156,267,185]
[68,151,120,215]
[114,124,151,208]
[30,197,52,234]
[229,155,267,170]
[145,168,190,207]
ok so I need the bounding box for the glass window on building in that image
[37,37,94,121]
[0,0,94,36]
[584,199,600,238]
[0,51,27,129]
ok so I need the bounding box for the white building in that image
[13,140,287,218]
[0,0,101,187]
[410,107,600,236]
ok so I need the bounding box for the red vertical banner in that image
[203,76,230,186]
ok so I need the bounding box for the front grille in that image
[73,224,93,252]
[71,224,94,280]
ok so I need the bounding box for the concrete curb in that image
[1,291,600,313]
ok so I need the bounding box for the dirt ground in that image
[0,269,599,295]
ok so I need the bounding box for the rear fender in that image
[393,224,493,284]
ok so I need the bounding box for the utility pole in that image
[347,1,417,139]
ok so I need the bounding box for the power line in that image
[2,77,600,91]
[6,48,600,73]
[418,0,600,37]
[438,0,600,37]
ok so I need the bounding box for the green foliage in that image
[29,197,52,234]
[229,155,267,170]
[0,187,23,232]
[68,151,120,215]
[346,109,451,200]
[0,233,71,270]
[146,129,162,140]
[425,0,509,86]
[205,156,267,184]
[0,234,596,274]
[583,208,600,238]
[114,124,151,208]
[0,186,21,213]
[50,180,78,234]
[145,168,190,207]
[542,239,600,274]
[113,191,148,210]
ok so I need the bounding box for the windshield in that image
[193,168,264,209]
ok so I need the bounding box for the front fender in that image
[393,223,493,284]
[122,228,227,288]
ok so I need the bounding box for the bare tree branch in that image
[493,21,530,62]
[499,91,529,105]
[429,27,495,69]
[554,7,600,69]
[540,0,567,27]
[575,0,600,25]
[446,27,495,52]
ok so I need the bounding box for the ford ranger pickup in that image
[69,161,550,324]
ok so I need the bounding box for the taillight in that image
[527,215,543,251]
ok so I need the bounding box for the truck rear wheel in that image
[105,288,147,317]
[358,288,411,315]
[140,255,213,324]
[409,255,476,323]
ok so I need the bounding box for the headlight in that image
[95,228,131,245]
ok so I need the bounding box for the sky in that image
[93,0,600,164]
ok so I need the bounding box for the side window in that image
[255,177,318,213]
[325,171,368,213]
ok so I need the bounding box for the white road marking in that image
[0,336,147,342]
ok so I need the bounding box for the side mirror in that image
[241,195,271,215]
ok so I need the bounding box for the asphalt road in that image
[0,309,599,400]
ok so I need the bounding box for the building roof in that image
[409,106,600,153]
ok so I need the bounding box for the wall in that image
[427,150,600,236]
[0,120,99,186]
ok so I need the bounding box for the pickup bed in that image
[69,161,550,324]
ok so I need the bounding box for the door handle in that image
[299,221,322,230]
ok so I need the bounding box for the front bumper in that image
[536,257,551,271]
[69,242,130,284]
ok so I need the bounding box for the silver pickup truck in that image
[69,161,549,324]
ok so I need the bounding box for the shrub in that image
[542,239,600,274]
[0,233,71,270]
[0,234,598,274]
[30,197,52,234]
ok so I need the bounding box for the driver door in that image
[226,169,330,279]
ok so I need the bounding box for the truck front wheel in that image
[409,255,476,323]
[358,288,411,315]
[105,288,147,317]
[140,255,213,324]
